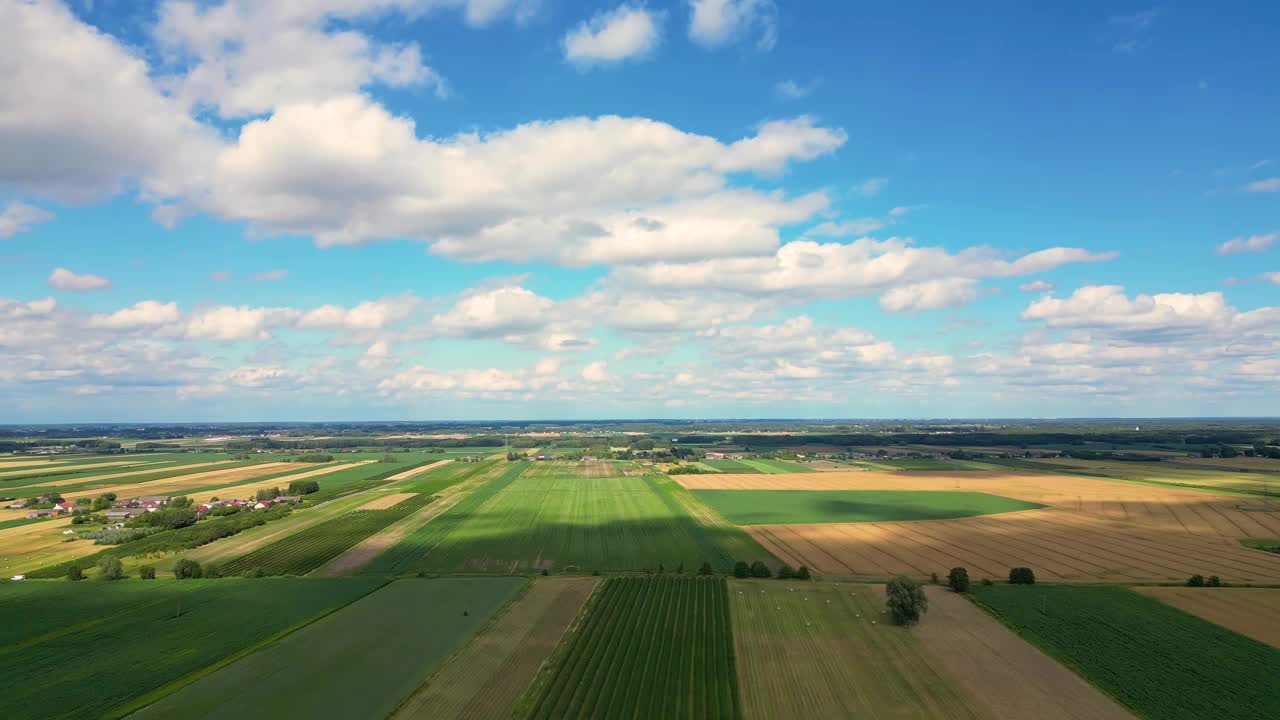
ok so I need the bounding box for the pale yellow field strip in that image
[3,460,230,490]
[0,515,73,543]
[384,459,453,482]
[1134,587,1280,648]
[916,587,1135,720]
[356,492,419,511]
[82,462,298,500]
[0,460,166,480]
[184,461,375,503]
[0,459,83,469]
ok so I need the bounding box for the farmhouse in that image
[105,508,149,521]
[25,509,55,518]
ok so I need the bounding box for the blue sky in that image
[1,0,1277,421]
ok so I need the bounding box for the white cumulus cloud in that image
[688,0,778,51]
[47,267,112,292]
[0,202,54,238]
[563,4,662,66]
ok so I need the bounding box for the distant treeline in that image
[220,436,510,450]
[672,431,1276,448]
[0,439,121,453]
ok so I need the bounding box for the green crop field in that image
[735,459,813,473]
[521,576,739,720]
[693,490,1044,525]
[973,584,1280,720]
[730,579,981,719]
[701,459,762,473]
[218,493,435,576]
[366,463,763,574]
[133,578,525,720]
[0,578,382,720]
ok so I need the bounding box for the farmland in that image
[365,463,770,574]
[1133,587,1280,648]
[134,578,524,720]
[0,578,382,720]
[218,493,434,576]
[695,489,1043,525]
[729,579,982,719]
[973,584,1280,720]
[915,587,1133,720]
[521,576,740,720]
[393,576,600,720]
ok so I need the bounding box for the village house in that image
[25,509,55,518]
[105,507,149,521]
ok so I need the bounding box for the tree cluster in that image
[1008,567,1036,585]
[886,576,928,625]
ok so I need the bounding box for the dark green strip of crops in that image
[218,493,436,576]
[524,576,740,720]
[642,475,738,573]
[973,584,1280,720]
[360,461,529,575]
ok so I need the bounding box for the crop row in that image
[973,584,1280,720]
[220,493,435,576]
[524,576,740,719]
[360,461,530,574]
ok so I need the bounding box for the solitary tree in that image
[1187,574,1206,587]
[139,565,157,580]
[947,567,971,593]
[885,576,929,625]
[1008,567,1036,585]
[66,565,84,582]
[750,561,772,578]
[698,561,713,576]
[1207,575,1222,587]
[173,558,203,579]
[795,566,812,580]
[777,564,795,579]
[733,561,750,578]
[97,556,124,581]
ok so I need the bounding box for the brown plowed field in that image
[1134,587,1280,648]
[391,576,600,720]
[915,588,1134,720]
[674,471,1280,539]
[746,507,1280,583]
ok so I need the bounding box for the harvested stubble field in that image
[748,506,1280,583]
[675,470,1280,539]
[382,458,453,481]
[54,461,299,500]
[0,459,226,490]
[915,587,1133,720]
[1019,457,1280,495]
[0,578,383,720]
[729,579,983,720]
[0,459,157,478]
[695,489,1043,525]
[521,576,740,720]
[357,491,420,510]
[973,584,1280,720]
[1133,586,1280,648]
[393,576,600,720]
[134,578,525,720]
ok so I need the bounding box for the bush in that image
[203,564,224,579]
[87,527,157,545]
[1187,574,1206,587]
[886,576,929,625]
[287,479,320,495]
[698,561,713,576]
[795,565,811,580]
[67,565,84,581]
[295,453,334,463]
[777,564,795,579]
[1207,575,1222,587]
[733,561,750,578]
[948,567,971,593]
[750,560,772,578]
[246,567,264,578]
[256,487,282,502]
[138,565,156,580]
[173,558,203,579]
[170,496,193,509]
[210,505,243,517]
[127,508,197,530]
[541,568,549,576]
[1009,567,1036,585]
[96,556,124,581]
[930,572,939,584]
